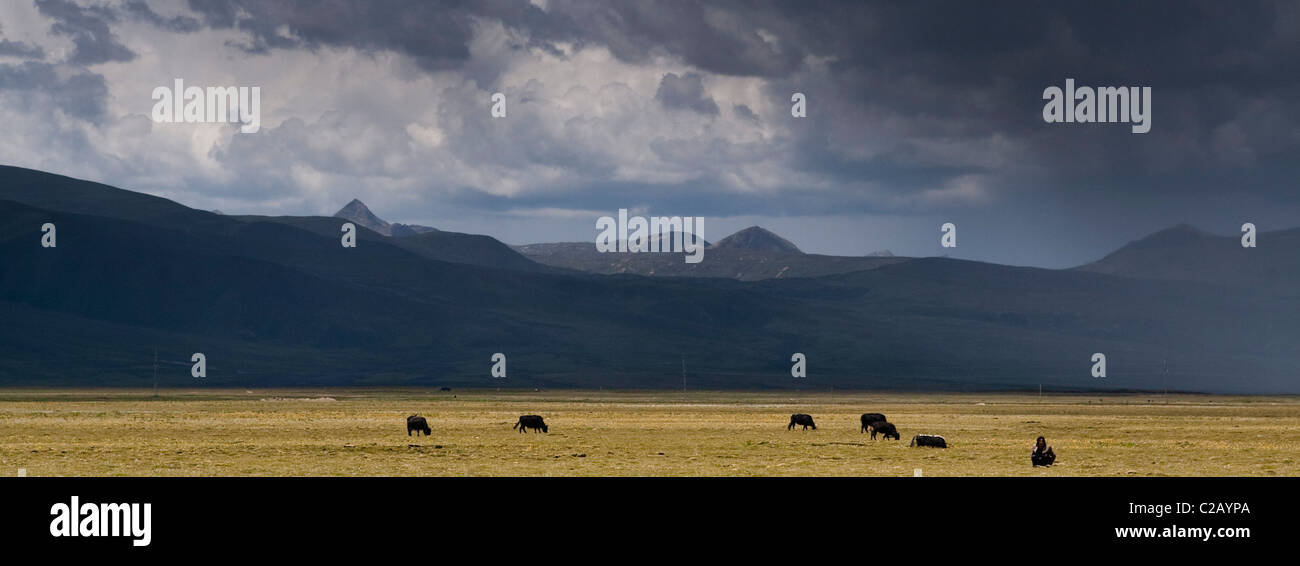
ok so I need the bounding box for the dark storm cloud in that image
[11,0,1300,266]
[0,22,45,59]
[733,104,759,122]
[655,72,719,115]
[0,61,108,122]
[35,0,136,64]
[173,1,1299,199]
[537,0,808,77]
[0,39,44,59]
[27,1,199,64]
[122,0,202,33]
[636,0,1300,218]
[185,0,483,69]
[183,0,808,78]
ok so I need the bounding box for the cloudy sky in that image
[1,0,1297,267]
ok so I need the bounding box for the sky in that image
[0,0,1297,268]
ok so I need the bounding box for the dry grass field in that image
[0,388,1297,476]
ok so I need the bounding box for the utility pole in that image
[1162,349,1169,403]
[681,355,686,393]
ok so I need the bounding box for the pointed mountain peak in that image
[710,226,802,254]
[336,198,377,219]
[334,199,392,236]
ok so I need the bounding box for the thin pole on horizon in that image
[681,355,686,393]
[1162,348,1169,404]
[152,347,158,398]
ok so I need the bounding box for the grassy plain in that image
[0,389,1296,476]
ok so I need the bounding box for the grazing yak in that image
[869,421,900,440]
[910,434,947,448]
[788,413,817,430]
[513,415,549,433]
[406,415,431,436]
[860,413,887,433]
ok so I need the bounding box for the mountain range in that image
[511,226,905,280]
[1076,223,1300,295]
[2,164,1297,392]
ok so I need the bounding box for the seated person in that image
[1031,436,1056,467]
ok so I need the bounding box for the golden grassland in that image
[0,388,1296,477]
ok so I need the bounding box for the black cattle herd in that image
[406,412,971,451]
[406,411,938,444]
[402,410,1061,466]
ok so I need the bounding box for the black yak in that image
[869,421,900,440]
[514,415,548,433]
[788,413,817,430]
[910,434,947,448]
[407,415,431,436]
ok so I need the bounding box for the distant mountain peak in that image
[710,226,802,254]
[335,199,381,222]
[1076,221,1300,291]
[334,198,391,235]
[333,199,436,237]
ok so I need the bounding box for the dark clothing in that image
[1032,446,1056,467]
